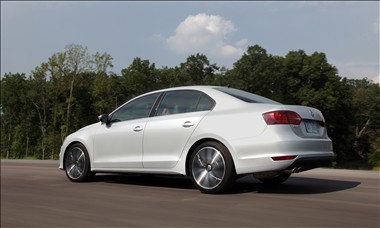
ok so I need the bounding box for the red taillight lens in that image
[272,155,297,161]
[262,111,302,125]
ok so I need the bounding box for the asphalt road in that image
[1,160,379,228]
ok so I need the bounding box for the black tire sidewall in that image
[190,141,236,194]
[64,143,93,182]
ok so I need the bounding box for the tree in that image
[179,53,219,85]
[120,57,158,98]
[92,52,114,75]
[91,73,111,114]
[0,73,35,158]
[156,66,184,88]
[29,64,50,159]
[224,45,282,99]
[47,44,91,141]
[349,78,380,161]
[63,44,91,138]
[369,137,380,167]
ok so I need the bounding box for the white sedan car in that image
[59,86,334,194]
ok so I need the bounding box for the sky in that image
[1,1,379,83]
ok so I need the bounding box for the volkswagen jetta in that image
[59,86,334,193]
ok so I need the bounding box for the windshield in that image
[215,87,281,104]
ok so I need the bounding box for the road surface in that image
[1,160,379,227]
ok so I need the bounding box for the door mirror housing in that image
[98,114,110,124]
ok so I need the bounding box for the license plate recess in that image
[304,120,318,134]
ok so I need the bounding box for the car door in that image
[92,93,160,169]
[143,90,215,168]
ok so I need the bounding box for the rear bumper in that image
[286,156,334,173]
[228,134,334,175]
[234,152,334,175]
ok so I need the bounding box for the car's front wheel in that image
[64,143,94,182]
[189,141,236,194]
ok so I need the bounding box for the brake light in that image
[262,111,302,125]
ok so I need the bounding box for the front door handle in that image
[133,126,143,132]
[182,121,194,128]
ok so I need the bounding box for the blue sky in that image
[1,1,379,83]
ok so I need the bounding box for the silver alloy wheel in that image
[191,147,226,190]
[65,147,86,180]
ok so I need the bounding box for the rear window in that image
[215,87,280,104]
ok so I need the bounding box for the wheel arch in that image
[62,140,90,170]
[185,138,236,176]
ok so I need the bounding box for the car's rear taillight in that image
[262,111,302,125]
[271,155,297,161]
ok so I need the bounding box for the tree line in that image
[1,44,379,168]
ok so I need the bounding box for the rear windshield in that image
[215,87,281,104]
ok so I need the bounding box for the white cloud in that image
[166,13,246,65]
[219,44,242,57]
[235,38,248,47]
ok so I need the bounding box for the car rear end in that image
[230,105,333,176]
[261,106,334,171]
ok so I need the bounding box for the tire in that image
[64,143,95,182]
[257,173,291,185]
[189,141,236,194]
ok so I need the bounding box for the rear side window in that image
[197,94,214,111]
[156,90,215,116]
[215,87,280,104]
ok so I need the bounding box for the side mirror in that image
[98,114,110,124]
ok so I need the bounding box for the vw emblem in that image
[309,109,314,117]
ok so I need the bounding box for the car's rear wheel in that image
[256,173,291,185]
[64,143,94,182]
[190,141,235,194]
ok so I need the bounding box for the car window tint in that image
[111,93,160,122]
[196,94,215,111]
[157,91,203,116]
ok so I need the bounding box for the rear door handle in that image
[133,126,143,132]
[182,121,194,128]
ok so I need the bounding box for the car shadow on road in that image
[93,173,196,190]
[91,173,361,195]
[232,175,361,194]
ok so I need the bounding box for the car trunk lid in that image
[282,105,327,138]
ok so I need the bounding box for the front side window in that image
[110,93,160,122]
[156,90,215,116]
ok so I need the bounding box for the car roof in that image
[147,85,231,99]
[131,86,280,111]
[140,85,223,98]
[139,86,246,109]
[152,85,222,92]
